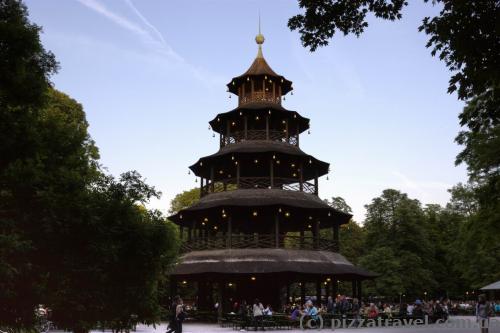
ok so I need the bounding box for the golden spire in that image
[255,12,265,58]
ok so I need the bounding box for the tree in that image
[0,2,179,329]
[0,0,57,108]
[168,187,200,214]
[359,189,436,297]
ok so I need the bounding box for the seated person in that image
[263,304,273,316]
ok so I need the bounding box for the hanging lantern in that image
[229,94,231,98]
[308,130,311,134]
[195,178,198,183]
[291,91,294,95]
[188,170,191,175]
[268,110,271,115]
[252,211,258,217]
[247,77,250,81]
[239,111,243,116]
[212,133,215,138]
[285,212,290,217]
[327,175,329,180]
[278,208,282,213]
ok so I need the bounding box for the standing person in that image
[351,298,361,327]
[166,296,179,333]
[253,298,265,331]
[326,296,335,314]
[476,294,492,333]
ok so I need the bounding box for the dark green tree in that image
[168,187,200,214]
[360,189,436,297]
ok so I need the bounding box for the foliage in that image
[168,187,200,214]
[360,189,436,297]
[324,196,352,214]
[0,0,57,107]
[0,2,179,330]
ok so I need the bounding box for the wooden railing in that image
[200,177,316,197]
[239,92,281,105]
[222,130,299,147]
[180,234,339,253]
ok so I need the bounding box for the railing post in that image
[275,214,280,248]
[300,230,304,248]
[200,177,204,197]
[285,119,289,142]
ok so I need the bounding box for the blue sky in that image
[25,0,467,222]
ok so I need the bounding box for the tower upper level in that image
[227,31,293,106]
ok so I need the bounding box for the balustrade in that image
[221,130,298,147]
[200,177,316,197]
[180,233,339,253]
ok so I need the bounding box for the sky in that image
[24,0,467,222]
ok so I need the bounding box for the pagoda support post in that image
[227,216,232,248]
[300,281,306,304]
[179,226,184,241]
[226,121,230,142]
[274,214,279,248]
[266,115,269,140]
[200,177,204,197]
[299,161,304,191]
[333,224,339,251]
[285,119,289,142]
[326,281,331,298]
[272,82,276,101]
[286,283,290,303]
[278,85,282,104]
[270,159,274,188]
[170,276,177,299]
[244,116,248,139]
[300,230,304,248]
[251,80,254,95]
[357,280,362,301]
[316,279,322,305]
[314,220,320,249]
[332,279,338,297]
[236,163,240,188]
[210,166,214,193]
[351,280,357,299]
[314,171,318,196]
[296,123,300,146]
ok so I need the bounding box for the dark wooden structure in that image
[168,31,376,312]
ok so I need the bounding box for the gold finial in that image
[255,12,264,58]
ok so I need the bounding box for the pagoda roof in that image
[171,248,377,279]
[227,35,293,95]
[169,188,351,228]
[189,140,329,178]
[208,102,310,134]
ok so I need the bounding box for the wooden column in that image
[180,226,184,241]
[251,79,254,95]
[226,120,230,140]
[170,276,177,299]
[316,279,322,305]
[351,280,357,299]
[200,177,204,196]
[300,282,306,304]
[332,278,338,297]
[265,115,269,140]
[272,82,276,101]
[285,119,289,142]
[275,214,280,248]
[270,159,274,188]
[299,161,304,192]
[296,123,300,146]
[210,166,214,193]
[314,170,319,196]
[333,224,339,251]
[244,116,248,139]
[326,282,331,299]
[286,283,291,304]
[357,280,362,301]
[236,163,240,188]
[227,216,232,248]
[278,85,282,104]
[314,220,320,249]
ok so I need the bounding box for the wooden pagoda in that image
[168,31,376,312]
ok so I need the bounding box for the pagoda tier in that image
[209,102,310,147]
[189,140,329,191]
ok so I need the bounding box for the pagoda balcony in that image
[200,176,317,197]
[222,130,298,147]
[239,91,281,105]
[179,233,339,253]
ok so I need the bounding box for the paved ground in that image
[82,316,500,333]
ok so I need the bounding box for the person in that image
[383,303,393,318]
[263,304,272,316]
[253,298,265,331]
[368,303,378,319]
[407,302,414,316]
[326,296,335,314]
[476,294,493,333]
[166,296,179,333]
[290,305,301,321]
[175,297,185,333]
[351,298,361,327]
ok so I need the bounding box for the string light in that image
[268,110,271,115]
[254,159,258,163]
[213,226,218,230]
[204,218,208,222]
[278,208,282,213]
[285,212,290,217]
[251,276,256,281]
[255,116,260,120]
[252,211,258,217]
[179,214,183,219]
[188,170,191,175]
